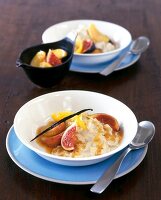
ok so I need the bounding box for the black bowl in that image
[16,35,75,88]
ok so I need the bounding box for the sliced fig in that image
[61,123,77,151]
[82,39,95,53]
[41,132,63,147]
[92,113,119,131]
[44,122,66,137]
[46,49,62,66]
[51,49,67,59]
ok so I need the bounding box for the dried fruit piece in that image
[46,49,62,66]
[92,113,119,131]
[82,39,95,53]
[61,124,77,151]
[87,24,110,43]
[30,51,46,67]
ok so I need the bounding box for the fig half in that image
[82,39,95,53]
[61,123,77,151]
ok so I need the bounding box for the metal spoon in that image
[99,36,150,76]
[90,121,155,194]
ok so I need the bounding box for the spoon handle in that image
[99,50,131,76]
[90,147,131,194]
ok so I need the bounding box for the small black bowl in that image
[16,33,76,88]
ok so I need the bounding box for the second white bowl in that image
[42,20,132,66]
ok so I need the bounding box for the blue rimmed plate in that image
[6,126,147,185]
[70,48,140,73]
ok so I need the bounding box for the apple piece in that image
[44,122,66,137]
[52,49,67,59]
[30,50,46,67]
[41,132,63,148]
[39,61,52,68]
[74,38,83,53]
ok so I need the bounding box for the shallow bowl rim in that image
[42,19,132,57]
[14,90,138,163]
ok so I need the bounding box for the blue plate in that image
[70,50,140,74]
[6,126,147,185]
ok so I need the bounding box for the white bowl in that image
[42,20,132,66]
[14,90,138,166]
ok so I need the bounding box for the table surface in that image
[1,0,161,199]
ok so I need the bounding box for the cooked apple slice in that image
[39,61,52,68]
[74,38,83,53]
[52,49,67,59]
[44,122,66,137]
[41,132,63,147]
[30,50,46,67]
[39,122,66,147]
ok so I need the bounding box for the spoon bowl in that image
[90,120,155,194]
[100,36,150,76]
[130,36,150,54]
[130,121,155,148]
[16,32,76,88]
